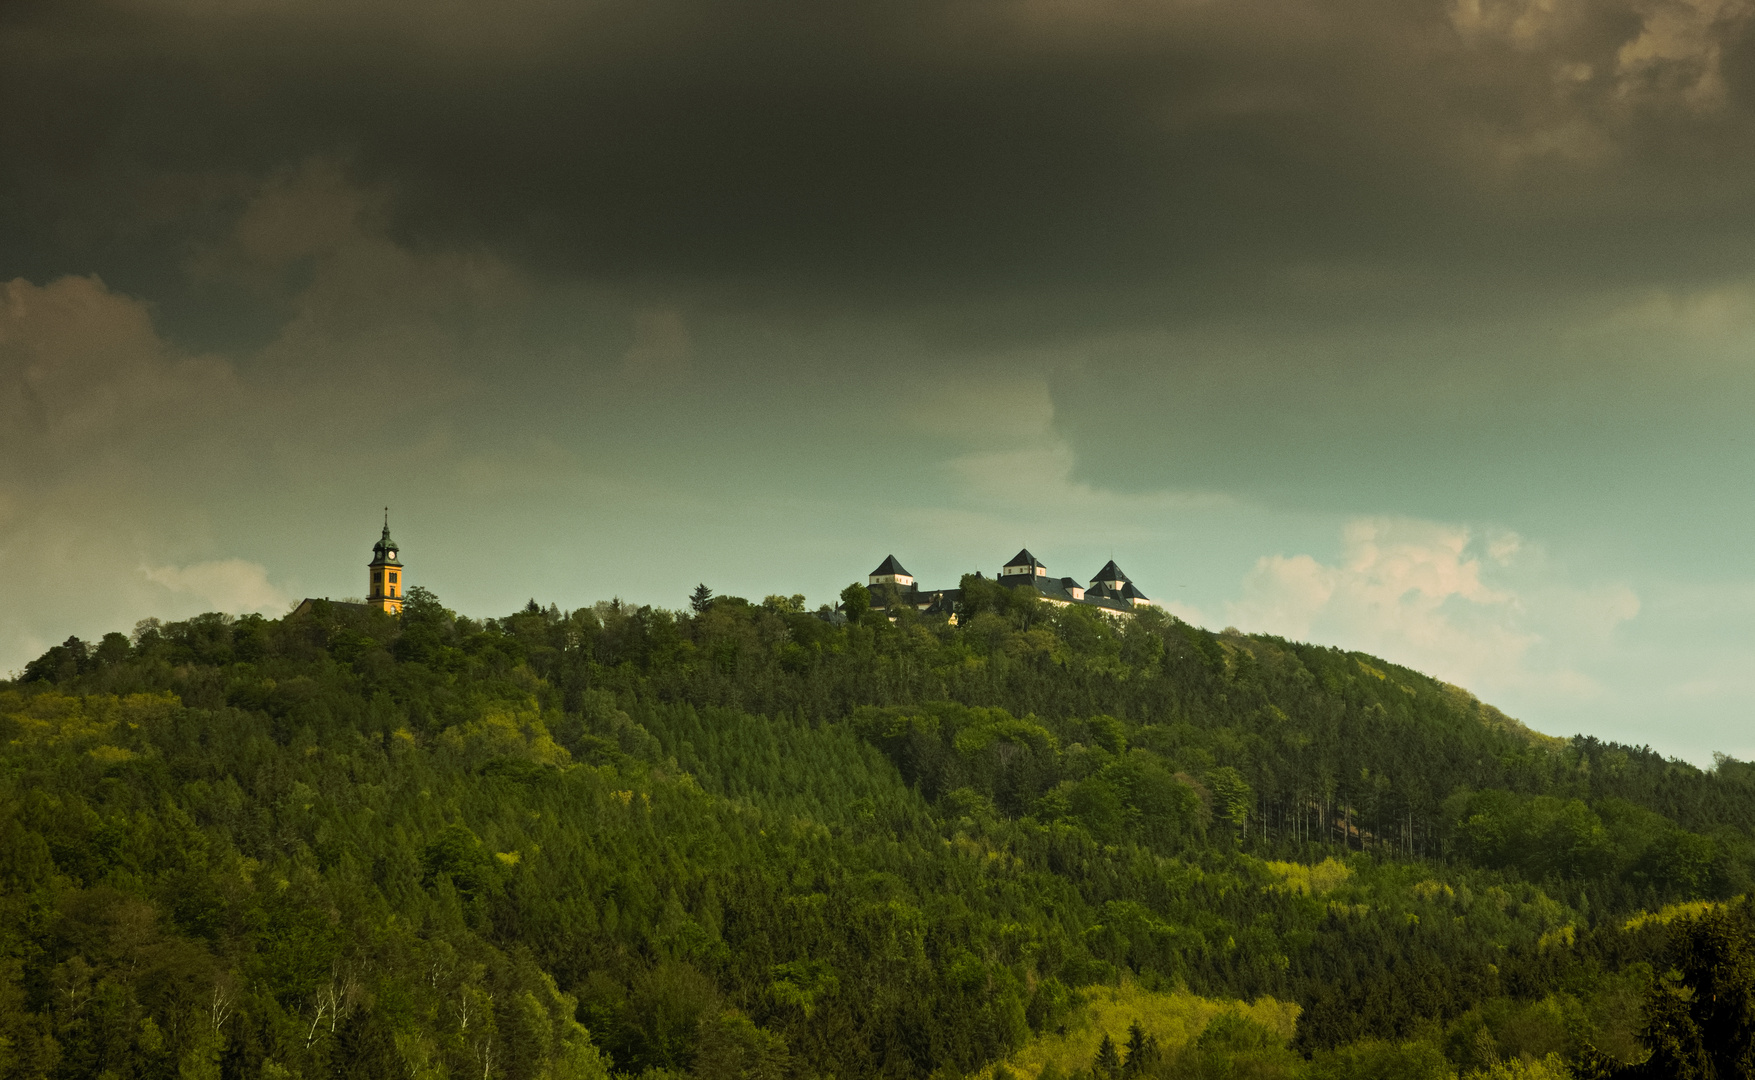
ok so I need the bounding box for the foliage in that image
[1628,899,1755,1078]
[3,588,1752,1079]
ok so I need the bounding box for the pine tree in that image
[691,584,714,613]
[1094,1033,1122,1080]
[1121,1020,1159,1078]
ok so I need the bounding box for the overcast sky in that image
[4,0,1754,762]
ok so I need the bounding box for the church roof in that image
[1092,560,1131,584]
[871,554,913,577]
[292,597,372,619]
[370,512,403,566]
[1004,548,1044,568]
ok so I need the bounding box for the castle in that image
[860,549,1151,620]
[288,523,1145,627]
[291,513,405,617]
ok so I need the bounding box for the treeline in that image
[0,584,1750,1079]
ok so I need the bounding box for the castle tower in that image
[869,555,916,590]
[1088,560,1150,607]
[367,511,405,615]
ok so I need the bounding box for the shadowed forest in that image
[4,581,1755,1079]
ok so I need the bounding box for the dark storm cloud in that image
[6,0,1755,331]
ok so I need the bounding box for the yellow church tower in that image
[367,511,405,614]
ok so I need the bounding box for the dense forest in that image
[4,579,1754,1080]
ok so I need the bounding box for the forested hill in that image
[4,583,1754,1080]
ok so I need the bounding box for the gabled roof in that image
[1092,560,1130,584]
[1121,581,1150,601]
[871,554,913,577]
[1004,548,1044,568]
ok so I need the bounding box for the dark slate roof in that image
[1092,560,1130,584]
[1083,592,1132,613]
[870,554,913,577]
[1000,575,1074,602]
[1121,581,1150,601]
[856,586,964,620]
[917,588,963,615]
[291,597,372,618]
[998,575,1132,612]
[1004,548,1044,568]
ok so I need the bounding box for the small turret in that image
[1090,560,1129,592]
[869,555,916,589]
[1002,549,1048,578]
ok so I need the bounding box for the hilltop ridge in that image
[2,585,1751,1079]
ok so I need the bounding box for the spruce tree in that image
[1093,1033,1122,1080]
[1121,1020,1158,1078]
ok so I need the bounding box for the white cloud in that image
[141,559,290,613]
[1225,517,1639,704]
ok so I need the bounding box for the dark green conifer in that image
[1121,1020,1159,1077]
[1094,1033,1122,1080]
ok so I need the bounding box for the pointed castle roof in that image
[1091,560,1130,585]
[870,554,913,578]
[1004,548,1045,569]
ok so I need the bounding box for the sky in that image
[2,0,1753,763]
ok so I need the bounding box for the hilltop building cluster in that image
[857,549,1152,620]
[287,522,1150,630]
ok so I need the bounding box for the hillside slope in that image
[3,586,1752,1079]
